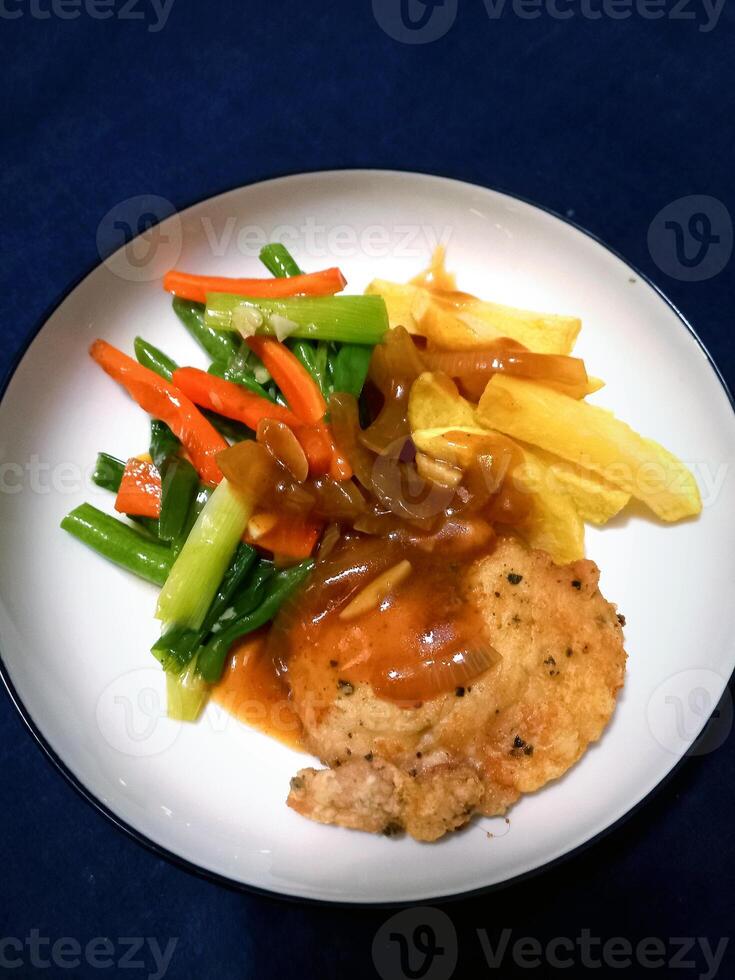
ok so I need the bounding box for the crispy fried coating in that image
[287,538,626,840]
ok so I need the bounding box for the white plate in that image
[1,171,734,904]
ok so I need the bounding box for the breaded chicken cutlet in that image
[286,537,626,841]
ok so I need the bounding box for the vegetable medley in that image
[62,244,701,723]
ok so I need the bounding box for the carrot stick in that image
[90,340,227,486]
[115,458,162,518]
[246,336,327,425]
[172,367,302,430]
[244,512,322,559]
[163,268,346,305]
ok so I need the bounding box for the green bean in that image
[92,452,126,493]
[61,503,173,586]
[159,457,199,551]
[134,337,178,381]
[198,560,313,683]
[202,543,258,632]
[152,626,200,673]
[207,360,274,402]
[229,561,275,618]
[259,243,302,278]
[150,420,181,472]
[331,343,373,398]
[151,548,260,672]
[172,295,240,363]
[201,409,253,444]
[287,339,331,399]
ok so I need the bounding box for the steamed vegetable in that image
[166,656,210,722]
[159,457,200,550]
[173,366,302,430]
[134,337,178,381]
[90,339,227,486]
[205,294,388,345]
[198,559,313,683]
[164,267,346,305]
[246,336,326,425]
[259,243,302,278]
[115,458,162,519]
[61,504,173,586]
[156,478,254,630]
[173,296,241,364]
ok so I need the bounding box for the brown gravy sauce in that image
[213,535,497,740]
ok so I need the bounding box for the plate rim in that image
[1,167,733,907]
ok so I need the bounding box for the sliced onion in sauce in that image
[256,419,309,483]
[374,643,500,703]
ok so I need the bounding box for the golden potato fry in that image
[478,376,701,522]
[365,280,423,334]
[407,374,585,563]
[518,444,630,525]
[408,372,477,434]
[514,447,585,563]
[544,376,605,400]
[413,291,581,355]
[367,277,581,354]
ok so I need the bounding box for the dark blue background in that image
[1,2,734,978]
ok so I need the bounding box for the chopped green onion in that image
[156,478,254,631]
[205,294,388,345]
[166,655,209,722]
[61,503,173,586]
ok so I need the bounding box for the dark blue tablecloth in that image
[2,2,734,977]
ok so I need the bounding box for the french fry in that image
[408,372,477,434]
[478,375,701,522]
[519,444,630,525]
[514,447,585,563]
[408,373,585,563]
[544,376,605,400]
[365,279,422,334]
[412,289,581,355]
[367,278,581,354]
